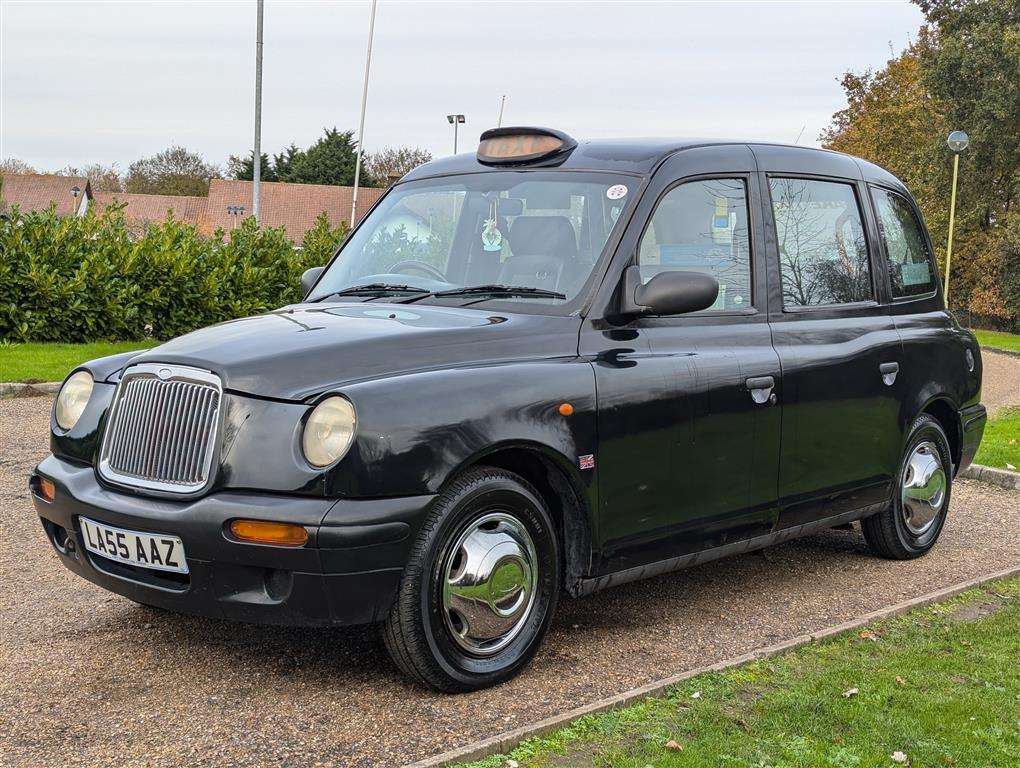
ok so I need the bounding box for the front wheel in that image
[862,414,952,559]
[382,467,560,692]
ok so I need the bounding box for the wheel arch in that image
[919,396,962,473]
[451,441,595,597]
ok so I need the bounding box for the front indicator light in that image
[37,477,56,502]
[302,395,356,468]
[55,370,94,431]
[230,519,309,547]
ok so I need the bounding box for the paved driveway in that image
[2,391,1018,768]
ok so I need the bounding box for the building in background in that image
[199,179,385,242]
[92,191,206,233]
[1,173,384,244]
[0,173,92,216]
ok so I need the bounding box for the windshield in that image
[307,171,633,309]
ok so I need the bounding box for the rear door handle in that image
[746,376,776,405]
[879,361,899,386]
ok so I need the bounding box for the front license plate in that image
[79,517,189,574]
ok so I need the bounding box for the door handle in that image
[879,362,899,386]
[746,376,776,405]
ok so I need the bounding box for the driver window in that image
[639,178,752,311]
[360,189,465,277]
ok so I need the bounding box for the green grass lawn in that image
[0,342,150,383]
[972,329,1020,354]
[974,407,1020,470]
[458,578,1020,768]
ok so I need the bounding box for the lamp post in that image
[252,0,264,224]
[447,114,466,154]
[943,130,969,306]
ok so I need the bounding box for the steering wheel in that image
[388,260,447,281]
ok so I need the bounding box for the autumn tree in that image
[0,158,36,175]
[364,146,432,186]
[822,0,1020,327]
[57,163,123,192]
[125,146,220,196]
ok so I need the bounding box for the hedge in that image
[0,205,347,343]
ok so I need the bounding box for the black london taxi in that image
[32,128,986,692]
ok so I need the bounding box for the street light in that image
[447,114,466,154]
[943,130,969,306]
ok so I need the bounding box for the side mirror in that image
[301,266,325,297]
[619,265,720,316]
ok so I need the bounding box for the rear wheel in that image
[862,414,952,559]
[382,466,560,692]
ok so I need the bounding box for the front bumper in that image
[31,454,434,626]
[958,403,987,474]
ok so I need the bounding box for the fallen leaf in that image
[842,687,859,698]
[506,760,519,768]
[665,739,683,751]
[891,751,909,764]
[859,630,878,641]
[895,676,906,685]
[691,691,702,699]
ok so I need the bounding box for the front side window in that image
[769,177,873,308]
[871,187,936,298]
[307,171,631,310]
[638,178,752,311]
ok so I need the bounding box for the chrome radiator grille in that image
[98,364,222,494]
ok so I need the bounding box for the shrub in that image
[0,205,344,343]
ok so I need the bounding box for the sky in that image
[1,0,926,174]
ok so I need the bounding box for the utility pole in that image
[350,0,378,227]
[252,0,264,224]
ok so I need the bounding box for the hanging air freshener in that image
[481,197,503,252]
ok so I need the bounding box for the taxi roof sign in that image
[477,127,577,166]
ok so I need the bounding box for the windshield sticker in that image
[606,184,628,200]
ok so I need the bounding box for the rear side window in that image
[769,178,873,308]
[639,178,752,311]
[871,188,936,298]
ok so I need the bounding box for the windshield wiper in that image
[430,284,567,301]
[309,283,431,302]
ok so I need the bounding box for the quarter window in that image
[769,178,873,308]
[872,188,936,298]
[639,178,752,311]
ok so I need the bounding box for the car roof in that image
[400,137,910,195]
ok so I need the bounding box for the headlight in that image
[302,396,356,468]
[55,370,94,431]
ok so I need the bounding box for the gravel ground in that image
[2,395,1019,768]
[980,349,1020,416]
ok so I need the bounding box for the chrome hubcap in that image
[901,440,946,535]
[441,512,537,656]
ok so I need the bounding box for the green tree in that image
[226,151,278,182]
[913,0,1019,228]
[273,144,303,180]
[286,128,362,186]
[125,146,220,196]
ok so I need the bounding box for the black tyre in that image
[382,466,560,692]
[862,414,952,559]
